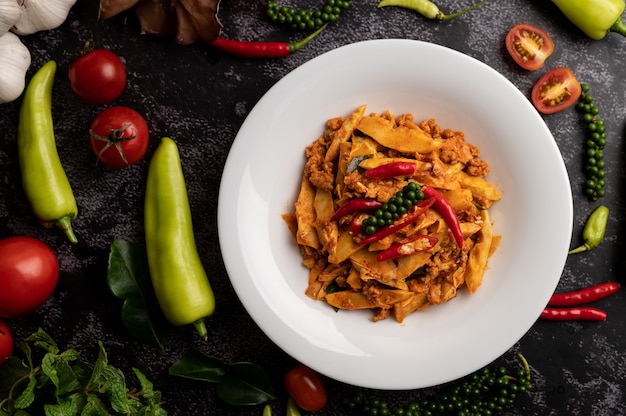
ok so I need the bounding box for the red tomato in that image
[0,320,13,365]
[531,67,582,115]
[284,365,327,412]
[0,236,59,319]
[89,106,150,169]
[69,49,126,105]
[506,23,554,71]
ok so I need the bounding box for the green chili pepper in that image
[551,0,626,40]
[17,61,78,243]
[286,397,302,416]
[377,0,487,20]
[262,404,272,416]
[568,205,609,254]
[144,137,215,339]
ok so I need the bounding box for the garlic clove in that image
[12,0,78,35]
[0,31,31,104]
[0,0,22,35]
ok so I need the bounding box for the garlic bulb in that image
[0,0,21,35]
[0,32,31,104]
[12,0,77,35]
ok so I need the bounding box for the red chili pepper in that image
[541,307,607,321]
[365,161,416,178]
[376,235,438,261]
[360,198,435,245]
[330,198,383,222]
[349,213,369,235]
[548,282,620,306]
[421,186,464,248]
[210,24,326,58]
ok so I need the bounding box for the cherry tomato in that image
[0,320,13,365]
[531,67,582,115]
[89,106,150,169]
[69,49,126,105]
[0,321,13,364]
[506,23,554,71]
[284,364,327,412]
[0,236,59,319]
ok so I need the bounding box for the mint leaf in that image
[168,349,226,382]
[107,240,167,349]
[24,328,59,354]
[41,353,59,388]
[86,341,108,389]
[12,375,36,409]
[0,357,30,396]
[81,394,108,416]
[2,329,167,415]
[43,394,81,416]
[101,366,129,414]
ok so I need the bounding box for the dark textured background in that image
[1,0,626,415]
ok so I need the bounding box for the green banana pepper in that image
[144,137,215,339]
[551,0,626,40]
[568,205,609,254]
[17,61,78,243]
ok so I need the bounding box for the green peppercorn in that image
[576,83,606,201]
[267,0,352,31]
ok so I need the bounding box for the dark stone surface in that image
[1,0,625,415]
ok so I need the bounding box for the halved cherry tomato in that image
[0,320,13,365]
[531,67,582,115]
[506,23,554,70]
[89,106,150,168]
[284,364,327,412]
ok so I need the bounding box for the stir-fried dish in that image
[283,105,502,323]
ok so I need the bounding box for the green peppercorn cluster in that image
[343,356,532,416]
[576,83,606,201]
[266,0,352,31]
[362,182,424,235]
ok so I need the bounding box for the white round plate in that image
[217,39,572,390]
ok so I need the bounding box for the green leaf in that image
[24,328,59,355]
[101,366,129,414]
[41,353,60,389]
[346,155,371,174]
[214,362,275,406]
[59,349,81,362]
[43,394,81,416]
[86,342,108,389]
[40,350,82,396]
[12,375,36,409]
[79,394,109,416]
[0,357,30,396]
[168,349,226,383]
[132,368,165,412]
[107,240,167,349]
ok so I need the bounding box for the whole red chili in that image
[421,186,464,248]
[548,281,620,306]
[376,234,438,261]
[330,198,383,222]
[541,307,607,321]
[365,161,416,178]
[360,198,435,245]
[210,24,326,58]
